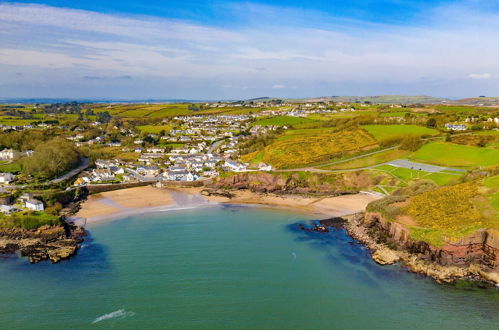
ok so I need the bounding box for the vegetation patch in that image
[252,115,315,127]
[260,128,378,168]
[362,124,439,141]
[410,142,499,168]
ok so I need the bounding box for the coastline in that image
[70,184,499,286]
[73,185,380,225]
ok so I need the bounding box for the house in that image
[258,163,273,171]
[224,160,247,172]
[0,173,15,184]
[0,149,18,160]
[147,147,165,153]
[26,199,44,211]
[164,170,198,182]
[92,169,115,182]
[136,166,160,178]
[0,204,17,214]
[445,123,467,131]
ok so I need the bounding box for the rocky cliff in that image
[0,223,86,263]
[349,212,499,284]
[208,172,369,195]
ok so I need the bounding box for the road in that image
[387,159,466,173]
[208,139,225,154]
[49,157,90,184]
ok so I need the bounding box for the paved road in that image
[387,159,466,173]
[208,139,225,154]
[49,157,90,184]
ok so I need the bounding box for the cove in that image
[0,206,497,329]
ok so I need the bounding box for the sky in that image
[1,0,499,100]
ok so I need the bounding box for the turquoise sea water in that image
[0,205,497,329]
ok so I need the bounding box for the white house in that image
[258,163,273,171]
[0,149,18,160]
[26,199,44,211]
[0,204,16,214]
[164,171,198,182]
[0,173,15,184]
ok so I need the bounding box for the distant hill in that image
[297,95,449,104]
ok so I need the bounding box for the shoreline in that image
[72,185,380,225]
[69,184,499,286]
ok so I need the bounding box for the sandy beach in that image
[196,188,379,218]
[74,186,176,223]
[74,185,380,225]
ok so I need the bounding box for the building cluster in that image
[0,193,44,214]
[72,114,271,185]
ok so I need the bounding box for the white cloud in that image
[1,2,499,98]
[469,73,493,79]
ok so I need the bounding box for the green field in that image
[147,105,191,118]
[323,149,411,170]
[0,161,21,173]
[137,125,172,134]
[362,125,440,141]
[373,164,460,185]
[252,116,314,127]
[411,142,499,168]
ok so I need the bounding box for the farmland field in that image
[373,164,460,186]
[410,142,499,168]
[362,124,439,141]
[323,149,411,170]
[137,125,172,134]
[252,116,315,127]
[257,128,378,168]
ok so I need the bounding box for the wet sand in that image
[74,186,176,223]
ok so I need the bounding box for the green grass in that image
[410,142,499,168]
[362,124,440,141]
[0,211,62,230]
[373,164,460,185]
[0,162,21,173]
[323,148,411,170]
[252,116,315,127]
[435,105,493,113]
[147,105,191,118]
[137,125,172,134]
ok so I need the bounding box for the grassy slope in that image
[323,149,411,170]
[410,142,499,168]
[258,128,378,168]
[362,124,439,140]
[252,116,315,126]
[137,125,172,134]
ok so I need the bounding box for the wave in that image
[92,309,135,324]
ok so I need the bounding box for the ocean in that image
[0,205,497,329]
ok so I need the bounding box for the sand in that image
[75,186,175,221]
[74,185,381,225]
[199,189,379,217]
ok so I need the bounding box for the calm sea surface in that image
[0,205,497,329]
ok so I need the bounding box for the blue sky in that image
[1,1,499,99]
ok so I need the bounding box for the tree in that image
[96,111,112,123]
[426,118,437,128]
[21,139,80,179]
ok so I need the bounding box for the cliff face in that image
[0,223,86,263]
[364,213,499,272]
[209,172,357,195]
